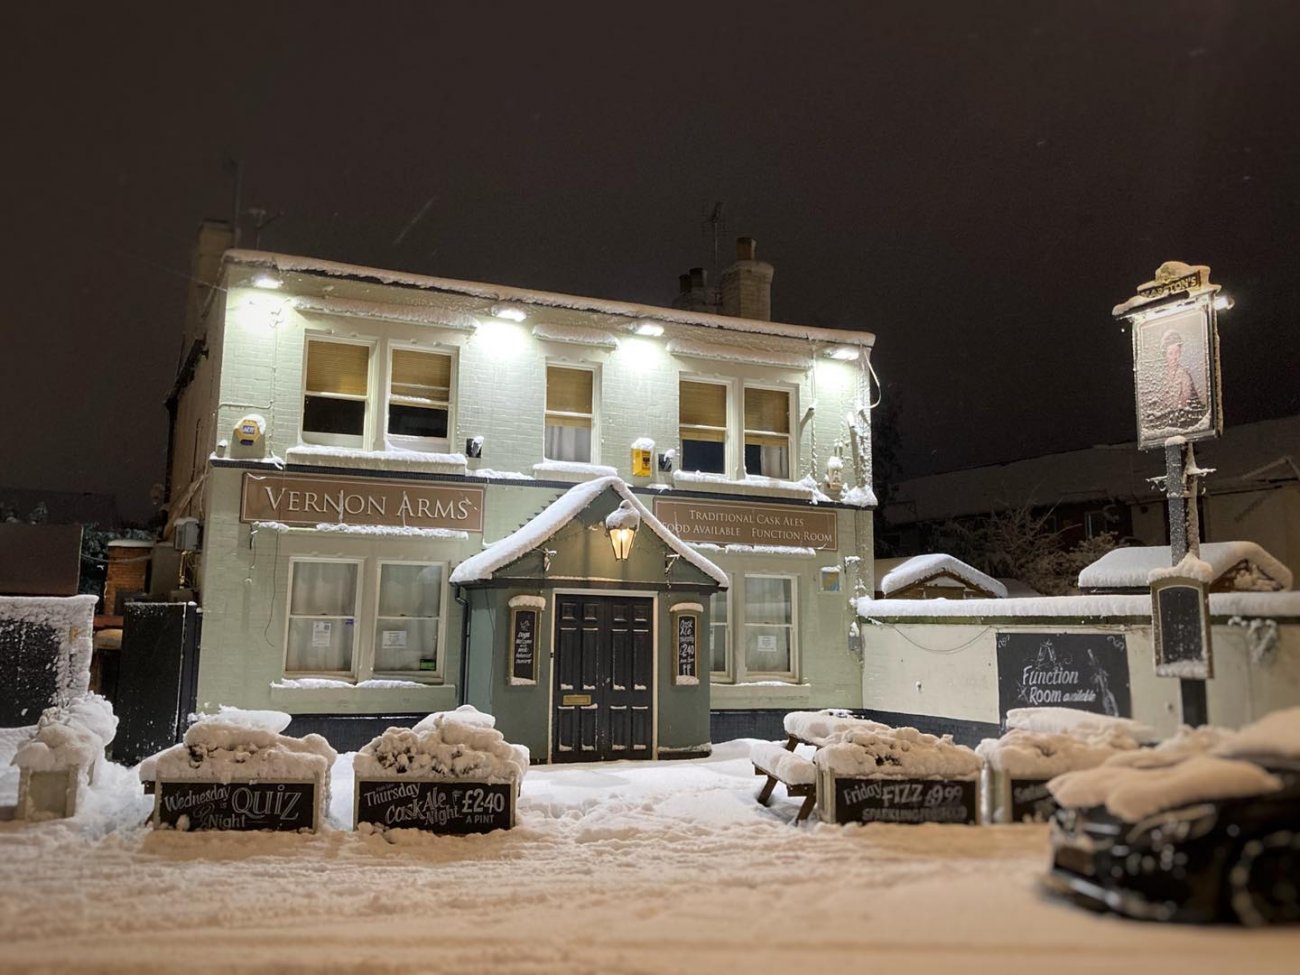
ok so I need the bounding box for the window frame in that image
[284,556,365,678]
[543,361,600,464]
[300,336,376,449]
[299,331,458,455]
[370,559,447,681]
[678,376,735,476]
[384,345,455,454]
[678,375,798,480]
[742,383,795,480]
[707,583,733,682]
[282,554,448,684]
[739,572,799,681]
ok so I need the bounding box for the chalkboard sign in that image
[1008,777,1058,823]
[830,776,978,825]
[1152,579,1212,679]
[510,608,538,685]
[672,610,699,686]
[996,633,1131,723]
[355,779,515,834]
[154,780,318,832]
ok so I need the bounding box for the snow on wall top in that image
[226,250,875,349]
[854,590,1300,620]
[448,476,729,587]
[878,554,1008,598]
[1078,542,1292,591]
[1006,707,1158,744]
[0,595,97,707]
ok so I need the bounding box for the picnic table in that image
[751,710,890,823]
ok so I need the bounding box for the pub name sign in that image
[241,472,485,532]
[654,499,837,550]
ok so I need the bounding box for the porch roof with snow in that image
[877,554,1008,599]
[450,476,728,590]
[1078,541,1293,593]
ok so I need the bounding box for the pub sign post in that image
[1111,262,1231,726]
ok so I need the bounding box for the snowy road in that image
[1,743,1296,974]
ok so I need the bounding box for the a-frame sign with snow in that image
[450,476,726,764]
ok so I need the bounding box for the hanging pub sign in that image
[509,605,539,685]
[1111,262,1225,451]
[1151,575,1213,680]
[671,603,701,686]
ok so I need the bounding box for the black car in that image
[1044,759,1300,925]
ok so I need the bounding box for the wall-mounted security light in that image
[466,436,484,459]
[490,303,528,322]
[632,321,664,337]
[252,274,282,290]
[1213,295,1234,311]
[825,345,859,360]
[604,500,641,561]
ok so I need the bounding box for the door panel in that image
[552,595,654,762]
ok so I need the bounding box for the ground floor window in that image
[708,587,730,679]
[285,557,444,681]
[709,573,798,683]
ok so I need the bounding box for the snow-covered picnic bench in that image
[751,710,891,823]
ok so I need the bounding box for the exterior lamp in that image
[604,500,640,561]
[632,321,664,337]
[490,303,528,322]
[252,273,282,290]
[825,345,858,360]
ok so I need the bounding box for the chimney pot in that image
[736,237,757,261]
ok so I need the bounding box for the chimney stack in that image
[673,266,715,313]
[719,236,774,321]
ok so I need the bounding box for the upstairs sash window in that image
[303,340,370,447]
[544,366,595,463]
[679,379,728,474]
[388,349,452,450]
[743,386,791,479]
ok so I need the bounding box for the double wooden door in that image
[552,595,654,762]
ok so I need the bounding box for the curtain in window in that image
[743,577,792,673]
[545,425,592,463]
[286,562,358,672]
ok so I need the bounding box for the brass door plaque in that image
[561,693,593,707]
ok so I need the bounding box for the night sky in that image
[4,2,1298,523]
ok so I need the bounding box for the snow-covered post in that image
[1112,262,1231,726]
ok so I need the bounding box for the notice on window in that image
[756,634,778,652]
[312,621,332,647]
[381,630,408,649]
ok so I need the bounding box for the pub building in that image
[166,227,878,758]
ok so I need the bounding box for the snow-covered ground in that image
[1,743,1297,974]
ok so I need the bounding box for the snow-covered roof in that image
[1078,542,1292,591]
[226,250,875,349]
[878,554,1008,598]
[449,476,729,587]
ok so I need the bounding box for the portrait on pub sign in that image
[1132,305,1218,449]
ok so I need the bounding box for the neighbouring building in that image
[166,229,878,756]
[880,414,1300,584]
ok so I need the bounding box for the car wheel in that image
[1230,830,1300,927]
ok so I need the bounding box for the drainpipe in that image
[454,584,471,707]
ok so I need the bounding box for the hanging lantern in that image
[604,500,641,561]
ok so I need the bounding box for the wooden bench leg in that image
[756,775,778,805]
[794,793,817,824]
